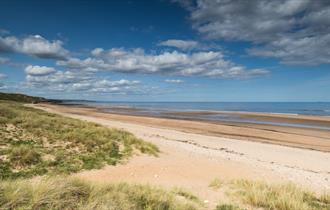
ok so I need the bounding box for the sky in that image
[0,0,330,102]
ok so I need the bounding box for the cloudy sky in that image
[0,0,329,101]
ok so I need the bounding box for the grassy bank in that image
[0,92,46,103]
[210,178,330,210]
[0,177,201,210]
[0,100,158,179]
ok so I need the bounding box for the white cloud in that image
[247,34,330,65]
[165,79,184,83]
[24,65,144,94]
[0,34,69,60]
[158,39,199,50]
[91,48,104,56]
[58,48,268,79]
[178,0,330,65]
[25,65,56,76]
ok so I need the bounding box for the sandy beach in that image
[31,103,330,209]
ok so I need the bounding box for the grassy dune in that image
[0,177,201,210]
[211,179,330,210]
[0,100,158,179]
[0,92,46,103]
[231,180,330,210]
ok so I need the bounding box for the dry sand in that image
[31,103,330,209]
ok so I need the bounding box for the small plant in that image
[215,204,241,210]
[172,188,200,202]
[9,145,41,166]
[209,178,223,190]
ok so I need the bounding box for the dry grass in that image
[0,177,201,210]
[230,180,330,210]
[209,178,224,190]
[0,100,159,179]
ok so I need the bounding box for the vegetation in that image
[230,180,330,210]
[0,92,46,103]
[214,204,241,210]
[209,178,223,190]
[171,188,200,203]
[0,100,158,179]
[0,177,201,210]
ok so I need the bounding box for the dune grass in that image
[230,179,330,210]
[0,100,159,179]
[0,177,201,210]
[214,204,241,210]
[209,178,224,190]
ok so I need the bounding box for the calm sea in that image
[63,101,330,116]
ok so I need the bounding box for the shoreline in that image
[30,102,330,208]
[55,102,330,131]
[43,102,330,152]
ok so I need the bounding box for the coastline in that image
[36,102,330,152]
[29,102,330,208]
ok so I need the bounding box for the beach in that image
[30,103,330,209]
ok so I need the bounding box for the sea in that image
[63,101,330,116]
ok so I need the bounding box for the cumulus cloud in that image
[58,48,268,79]
[165,79,184,83]
[24,65,143,94]
[25,65,56,76]
[0,34,69,60]
[178,0,330,65]
[158,39,199,50]
[91,48,104,56]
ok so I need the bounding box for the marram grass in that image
[0,177,201,210]
[230,179,330,210]
[0,100,159,179]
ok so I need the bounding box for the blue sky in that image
[0,0,329,102]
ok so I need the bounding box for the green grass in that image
[171,188,200,203]
[214,204,242,210]
[230,180,330,210]
[0,100,159,179]
[0,92,45,103]
[0,177,201,210]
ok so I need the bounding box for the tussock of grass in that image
[171,188,200,203]
[215,204,241,210]
[0,177,201,210]
[0,101,159,179]
[230,180,330,210]
[209,178,224,190]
